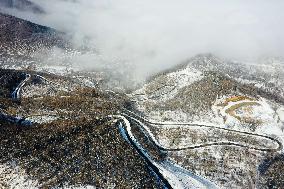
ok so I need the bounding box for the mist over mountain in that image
[2,0,284,82]
[0,0,43,13]
[1,1,284,188]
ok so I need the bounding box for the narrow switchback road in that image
[3,74,283,188]
[11,73,31,101]
[0,73,32,125]
[122,108,282,152]
[113,115,219,189]
[114,108,283,188]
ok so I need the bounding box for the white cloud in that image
[3,0,284,80]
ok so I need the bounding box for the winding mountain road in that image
[115,108,282,188]
[114,115,219,189]
[0,73,32,125]
[11,73,31,101]
[122,108,282,152]
[3,73,283,188]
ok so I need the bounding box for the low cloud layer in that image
[3,0,284,79]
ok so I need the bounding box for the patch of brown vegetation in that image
[0,118,159,188]
[225,101,262,124]
[0,69,161,188]
[162,73,239,114]
[217,96,255,107]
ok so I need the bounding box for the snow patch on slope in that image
[134,67,203,103]
[212,96,284,151]
[0,163,39,189]
[167,67,204,93]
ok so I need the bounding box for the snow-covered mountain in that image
[0,12,166,188]
[133,54,284,124]
[1,8,284,189]
[132,54,284,188]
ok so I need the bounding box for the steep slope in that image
[0,12,137,91]
[133,54,284,124]
[1,9,284,189]
[0,12,70,70]
[0,13,165,188]
[132,54,284,188]
[0,69,163,188]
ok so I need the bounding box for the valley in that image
[0,9,284,189]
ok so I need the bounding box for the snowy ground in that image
[130,57,284,188]
[212,95,284,150]
[133,67,204,103]
[116,115,219,189]
[0,163,39,189]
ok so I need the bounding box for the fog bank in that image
[2,0,284,79]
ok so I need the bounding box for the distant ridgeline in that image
[0,12,71,69]
[0,12,70,51]
[0,12,54,40]
[0,0,44,13]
